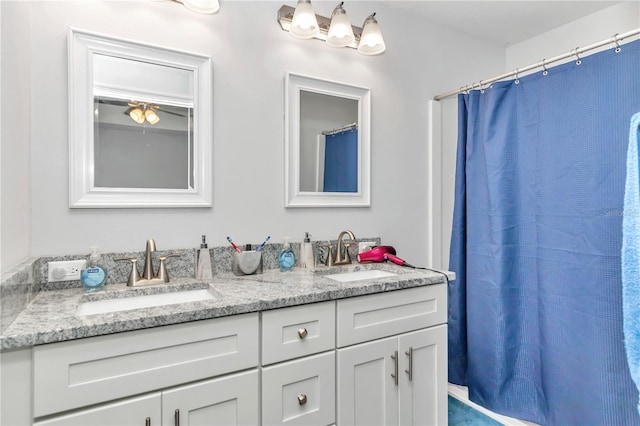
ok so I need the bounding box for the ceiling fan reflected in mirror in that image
[127,101,160,125]
[94,97,192,126]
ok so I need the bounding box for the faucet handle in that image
[115,258,141,287]
[157,254,181,283]
[343,241,358,261]
[334,242,357,265]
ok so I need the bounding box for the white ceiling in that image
[380,1,625,46]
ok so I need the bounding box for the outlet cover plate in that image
[358,241,376,253]
[48,260,87,282]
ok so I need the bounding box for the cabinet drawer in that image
[33,313,259,417]
[336,285,446,347]
[262,351,335,426]
[33,392,161,426]
[262,301,335,365]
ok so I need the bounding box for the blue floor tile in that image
[448,395,504,426]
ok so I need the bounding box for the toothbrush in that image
[226,236,242,253]
[255,235,271,252]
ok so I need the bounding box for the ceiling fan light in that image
[327,2,355,47]
[181,0,219,14]
[357,13,386,55]
[290,0,319,39]
[129,108,145,124]
[145,108,160,125]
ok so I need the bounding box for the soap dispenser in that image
[81,246,107,292]
[278,237,296,272]
[300,232,315,269]
[196,235,213,280]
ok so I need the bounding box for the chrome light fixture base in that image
[277,5,362,49]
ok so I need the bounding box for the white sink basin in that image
[326,269,397,283]
[77,288,214,316]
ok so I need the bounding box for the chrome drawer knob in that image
[298,328,308,339]
[298,394,308,405]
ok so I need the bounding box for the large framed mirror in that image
[68,28,212,208]
[285,73,371,207]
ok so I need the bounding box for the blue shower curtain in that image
[448,39,640,425]
[324,129,358,192]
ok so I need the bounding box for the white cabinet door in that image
[398,325,448,426]
[162,370,259,426]
[34,392,161,426]
[337,336,398,426]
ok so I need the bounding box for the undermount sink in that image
[326,269,398,283]
[76,288,215,316]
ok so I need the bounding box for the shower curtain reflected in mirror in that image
[323,128,358,192]
[448,39,640,425]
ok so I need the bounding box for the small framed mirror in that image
[285,73,371,207]
[68,29,212,208]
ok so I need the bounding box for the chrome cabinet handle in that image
[298,394,308,405]
[298,327,308,339]
[174,409,180,426]
[405,346,414,381]
[145,417,151,426]
[391,350,399,386]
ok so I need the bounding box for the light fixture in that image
[144,108,160,125]
[326,2,355,48]
[129,107,145,124]
[289,0,319,39]
[127,102,161,125]
[357,13,385,55]
[170,0,219,14]
[277,3,385,55]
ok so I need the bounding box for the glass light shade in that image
[357,15,386,55]
[129,108,145,124]
[181,0,219,14]
[327,7,355,47]
[290,0,319,39]
[145,108,160,125]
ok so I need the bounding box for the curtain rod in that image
[433,28,640,101]
[322,122,357,136]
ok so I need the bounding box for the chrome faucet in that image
[333,230,356,266]
[116,239,179,286]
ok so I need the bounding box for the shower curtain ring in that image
[541,58,548,76]
[514,68,520,85]
[612,33,622,53]
[479,80,485,94]
[573,47,582,65]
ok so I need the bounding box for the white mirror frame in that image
[68,28,213,208]
[285,73,371,207]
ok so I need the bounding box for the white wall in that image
[506,1,640,70]
[437,1,639,271]
[2,0,506,268]
[1,2,32,270]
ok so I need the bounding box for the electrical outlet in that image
[48,260,87,282]
[358,241,376,253]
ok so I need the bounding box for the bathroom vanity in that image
[1,264,451,426]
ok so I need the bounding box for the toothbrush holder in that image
[232,250,263,276]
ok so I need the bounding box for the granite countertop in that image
[0,263,454,351]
